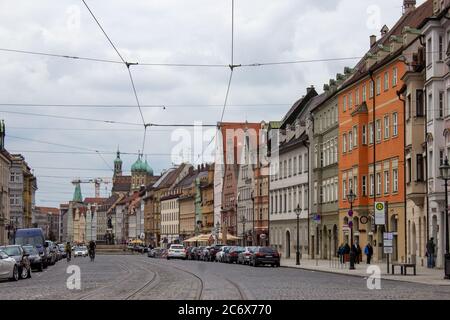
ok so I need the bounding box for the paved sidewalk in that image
[281,258,450,286]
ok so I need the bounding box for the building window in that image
[439,35,443,61]
[428,93,433,121]
[343,95,347,112]
[299,155,303,174]
[362,125,367,145]
[417,154,424,182]
[343,134,347,153]
[392,67,398,87]
[427,38,432,65]
[393,113,398,136]
[439,92,444,118]
[348,177,353,194]
[369,81,374,98]
[369,174,374,196]
[393,169,398,193]
[293,156,297,175]
[376,77,381,95]
[376,172,381,196]
[447,89,450,116]
[343,180,347,200]
[362,176,367,196]
[369,122,374,144]
[440,149,445,166]
[288,159,292,177]
[407,158,412,183]
[353,176,358,196]
[348,132,353,151]
[384,72,389,91]
[384,171,390,194]
[362,84,367,102]
[384,115,390,139]
[349,93,353,109]
[355,89,360,106]
[416,89,424,117]
[376,119,381,142]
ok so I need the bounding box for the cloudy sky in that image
[0,0,425,207]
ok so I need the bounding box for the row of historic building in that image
[60,0,450,269]
[0,121,45,245]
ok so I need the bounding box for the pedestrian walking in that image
[364,243,373,264]
[337,243,344,264]
[426,238,436,268]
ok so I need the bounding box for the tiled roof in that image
[280,87,318,128]
[340,0,433,90]
[84,197,107,204]
[35,206,60,215]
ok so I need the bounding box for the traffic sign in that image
[384,247,393,254]
[375,202,386,225]
[348,209,353,217]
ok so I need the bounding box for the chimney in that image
[380,25,389,37]
[306,85,315,94]
[370,35,377,47]
[403,0,416,14]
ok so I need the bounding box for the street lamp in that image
[240,215,247,246]
[439,157,450,279]
[295,204,301,265]
[346,189,356,270]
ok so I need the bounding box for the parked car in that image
[208,245,224,262]
[194,246,205,260]
[237,246,256,265]
[0,245,31,279]
[0,250,19,281]
[249,246,280,267]
[22,245,43,272]
[222,246,236,263]
[167,244,187,260]
[200,246,212,261]
[74,246,88,257]
[45,241,57,265]
[215,246,231,262]
[58,244,67,258]
[226,246,245,264]
[148,247,163,258]
[186,247,196,260]
[13,228,48,269]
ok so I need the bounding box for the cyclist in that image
[65,242,72,262]
[88,240,96,261]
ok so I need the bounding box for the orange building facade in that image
[338,59,407,263]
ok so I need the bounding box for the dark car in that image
[208,245,224,262]
[249,246,280,267]
[13,228,48,269]
[0,245,32,279]
[22,245,44,272]
[226,246,245,264]
[186,247,196,260]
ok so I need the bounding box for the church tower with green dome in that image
[131,153,153,191]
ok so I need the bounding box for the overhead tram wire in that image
[0,103,291,108]
[81,0,147,156]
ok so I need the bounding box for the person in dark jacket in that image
[351,241,361,264]
[364,243,373,264]
[426,238,436,268]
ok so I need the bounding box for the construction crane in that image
[71,178,112,198]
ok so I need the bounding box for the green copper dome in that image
[114,150,122,164]
[131,155,153,175]
[144,159,153,175]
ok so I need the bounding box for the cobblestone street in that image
[1,254,450,300]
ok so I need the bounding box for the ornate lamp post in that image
[346,189,356,270]
[439,157,450,279]
[240,215,247,246]
[295,204,301,265]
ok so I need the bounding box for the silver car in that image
[0,250,19,281]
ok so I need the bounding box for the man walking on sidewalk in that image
[364,243,373,264]
[426,238,436,268]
